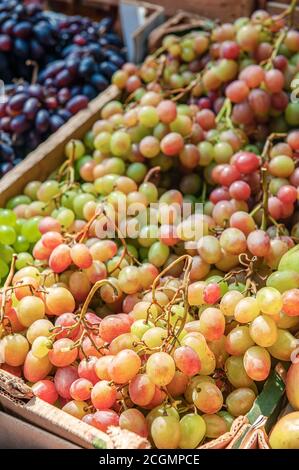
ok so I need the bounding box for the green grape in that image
[0,209,16,226]
[214,142,233,164]
[266,270,299,292]
[31,336,53,359]
[37,181,60,203]
[256,287,283,315]
[218,411,234,431]
[285,102,299,126]
[110,131,131,157]
[15,253,34,270]
[6,195,31,210]
[65,139,85,160]
[13,236,30,253]
[198,142,215,166]
[226,388,256,417]
[151,416,180,449]
[179,414,206,448]
[126,162,147,183]
[84,130,95,150]
[15,219,25,235]
[61,190,78,209]
[148,242,170,267]
[23,181,41,200]
[95,175,120,196]
[131,320,153,339]
[146,405,179,430]
[139,182,159,203]
[225,356,254,388]
[94,132,111,153]
[21,217,41,243]
[73,193,95,218]
[267,329,297,361]
[81,183,97,195]
[56,208,75,229]
[0,225,16,245]
[0,259,9,279]
[202,414,227,438]
[0,244,14,263]
[170,115,192,137]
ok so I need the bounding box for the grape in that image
[16,296,45,327]
[192,381,223,414]
[256,287,283,315]
[151,416,181,449]
[179,414,206,448]
[31,336,53,359]
[49,338,78,367]
[92,410,119,432]
[32,379,58,405]
[199,308,225,341]
[249,315,278,347]
[225,356,254,389]
[174,346,201,376]
[119,409,148,437]
[226,388,256,417]
[234,297,260,323]
[108,349,141,384]
[146,352,175,386]
[129,374,155,406]
[243,346,271,381]
[91,380,117,410]
[268,329,297,361]
[78,357,99,385]
[225,325,255,356]
[70,378,93,401]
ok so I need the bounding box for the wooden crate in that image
[48,0,256,23]
[0,86,119,207]
[265,2,299,25]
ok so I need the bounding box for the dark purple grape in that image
[0,142,14,161]
[35,109,50,133]
[0,117,11,132]
[1,19,15,35]
[13,21,32,39]
[8,93,28,113]
[28,84,44,100]
[98,61,118,79]
[0,161,13,175]
[82,84,97,100]
[0,34,12,51]
[14,37,30,58]
[90,73,108,91]
[50,114,64,132]
[66,95,88,114]
[23,97,40,120]
[57,88,71,104]
[79,57,95,78]
[57,109,72,121]
[10,114,29,134]
[55,69,73,87]
[30,39,44,59]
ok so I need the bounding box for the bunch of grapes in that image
[0,1,124,170]
[0,80,89,165]
[0,0,58,82]
[0,3,299,450]
[37,15,125,100]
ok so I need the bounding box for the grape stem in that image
[144,166,160,183]
[216,98,233,129]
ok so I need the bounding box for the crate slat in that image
[0,86,119,207]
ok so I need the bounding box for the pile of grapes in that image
[0,1,124,174]
[1,3,299,450]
